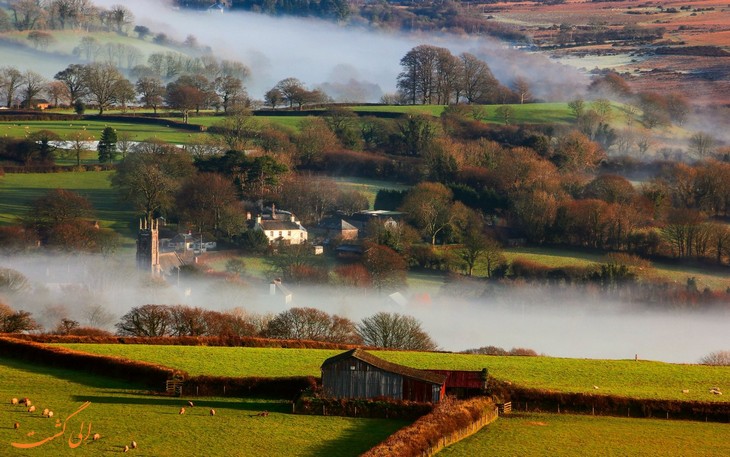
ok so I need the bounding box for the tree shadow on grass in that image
[71,395,290,413]
[0,356,145,390]
[300,416,410,457]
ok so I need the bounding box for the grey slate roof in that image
[259,219,303,231]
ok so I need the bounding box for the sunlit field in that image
[0,356,407,457]
[55,345,730,402]
[438,412,730,457]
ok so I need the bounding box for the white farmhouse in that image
[254,207,308,245]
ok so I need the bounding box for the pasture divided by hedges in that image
[0,119,205,145]
[53,344,730,403]
[0,355,405,457]
[0,171,134,237]
[0,103,574,146]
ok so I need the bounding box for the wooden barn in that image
[321,349,446,403]
[427,368,488,398]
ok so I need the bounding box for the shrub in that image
[700,350,730,366]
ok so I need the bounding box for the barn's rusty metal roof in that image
[322,349,446,385]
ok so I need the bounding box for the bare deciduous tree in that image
[700,350,730,366]
[357,312,436,350]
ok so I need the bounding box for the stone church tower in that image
[136,218,161,277]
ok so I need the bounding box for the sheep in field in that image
[210,409,215,416]
[48,411,54,418]
[131,440,137,449]
[14,422,20,429]
[42,408,49,417]
[187,401,194,407]
[123,445,129,452]
[93,433,101,441]
[11,398,18,405]
[27,406,36,413]
[179,407,185,415]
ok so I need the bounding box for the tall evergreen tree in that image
[97,127,118,163]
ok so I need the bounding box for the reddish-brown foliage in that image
[362,396,497,457]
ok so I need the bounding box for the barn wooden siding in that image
[321,349,446,403]
[322,357,404,400]
[428,369,487,398]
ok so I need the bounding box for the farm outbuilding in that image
[428,369,489,398]
[321,349,446,403]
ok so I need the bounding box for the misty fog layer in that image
[83,0,587,101]
[3,254,727,364]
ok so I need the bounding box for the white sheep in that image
[27,406,36,413]
[210,409,215,416]
[93,433,101,441]
[42,408,49,417]
[11,398,18,405]
[130,440,137,449]
[124,445,129,453]
[187,401,194,407]
[47,411,54,418]
[681,389,689,394]
[179,407,185,415]
[14,422,20,429]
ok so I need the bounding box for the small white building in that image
[270,278,293,305]
[254,207,308,245]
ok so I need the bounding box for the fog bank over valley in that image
[87,0,587,101]
[2,254,726,364]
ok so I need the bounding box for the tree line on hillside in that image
[1,1,134,33]
[0,298,437,351]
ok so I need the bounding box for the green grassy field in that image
[0,103,573,145]
[503,246,730,292]
[54,345,730,403]
[0,356,406,457]
[331,176,410,209]
[353,103,573,124]
[438,412,730,456]
[1,29,178,58]
[0,119,206,145]
[0,171,135,239]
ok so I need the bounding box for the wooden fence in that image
[498,401,512,414]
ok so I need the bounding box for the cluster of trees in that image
[0,301,39,333]
[264,78,328,110]
[0,55,249,116]
[2,1,134,33]
[115,305,436,350]
[0,188,120,253]
[396,45,516,106]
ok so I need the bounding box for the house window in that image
[269,231,274,237]
[287,231,291,236]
